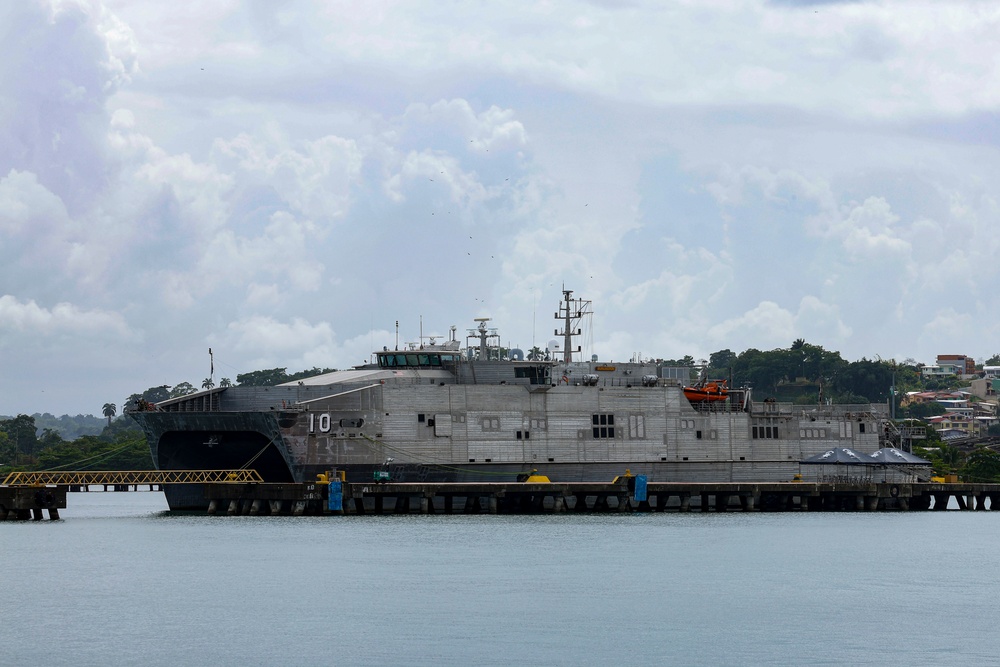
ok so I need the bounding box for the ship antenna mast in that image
[555,287,592,363]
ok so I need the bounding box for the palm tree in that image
[202,378,215,390]
[219,377,232,388]
[102,402,117,426]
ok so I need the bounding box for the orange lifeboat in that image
[683,379,730,403]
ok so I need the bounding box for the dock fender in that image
[889,485,900,498]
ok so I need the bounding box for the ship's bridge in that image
[376,350,463,369]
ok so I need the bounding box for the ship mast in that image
[555,288,592,363]
[467,318,498,360]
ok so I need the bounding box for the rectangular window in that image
[592,414,615,438]
[753,419,780,439]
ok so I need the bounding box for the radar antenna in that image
[467,318,499,360]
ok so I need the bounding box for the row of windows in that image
[752,426,779,439]
[377,353,461,368]
[419,411,867,443]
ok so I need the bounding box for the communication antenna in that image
[554,287,592,363]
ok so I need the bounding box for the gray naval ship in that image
[129,289,892,511]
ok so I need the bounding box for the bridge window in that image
[378,353,446,368]
[515,365,551,385]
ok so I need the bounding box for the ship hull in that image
[131,381,886,512]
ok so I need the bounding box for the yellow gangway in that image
[1,470,264,487]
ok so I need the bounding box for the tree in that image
[708,349,736,372]
[202,378,215,390]
[37,431,153,471]
[236,368,290,386]
[899,401,946,419]
[0,415,39,462]
[170,382,197,398]
[0,431,11,467]
[38,428,65,450]
[124,386,173,411]
[830,357,894,402]
[732,348,784,395]
[963,448,1000,483]
[102,402,117,426]
[986,354,1000,366]
[219,377,233,388]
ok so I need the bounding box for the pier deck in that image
[203,480,1000,516]
[7,474,1000,519]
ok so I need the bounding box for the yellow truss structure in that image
[1,469,264,487]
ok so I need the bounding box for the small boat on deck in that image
[683,379,730,403]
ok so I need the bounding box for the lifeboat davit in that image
[683,380,730,403]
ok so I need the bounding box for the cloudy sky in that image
[2,0,999,417]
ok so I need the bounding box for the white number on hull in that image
[307,413,365,433]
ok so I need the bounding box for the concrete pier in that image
[9,478,1000,519]
[0,486,67,521]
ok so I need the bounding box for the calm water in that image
[2,493,998,666]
